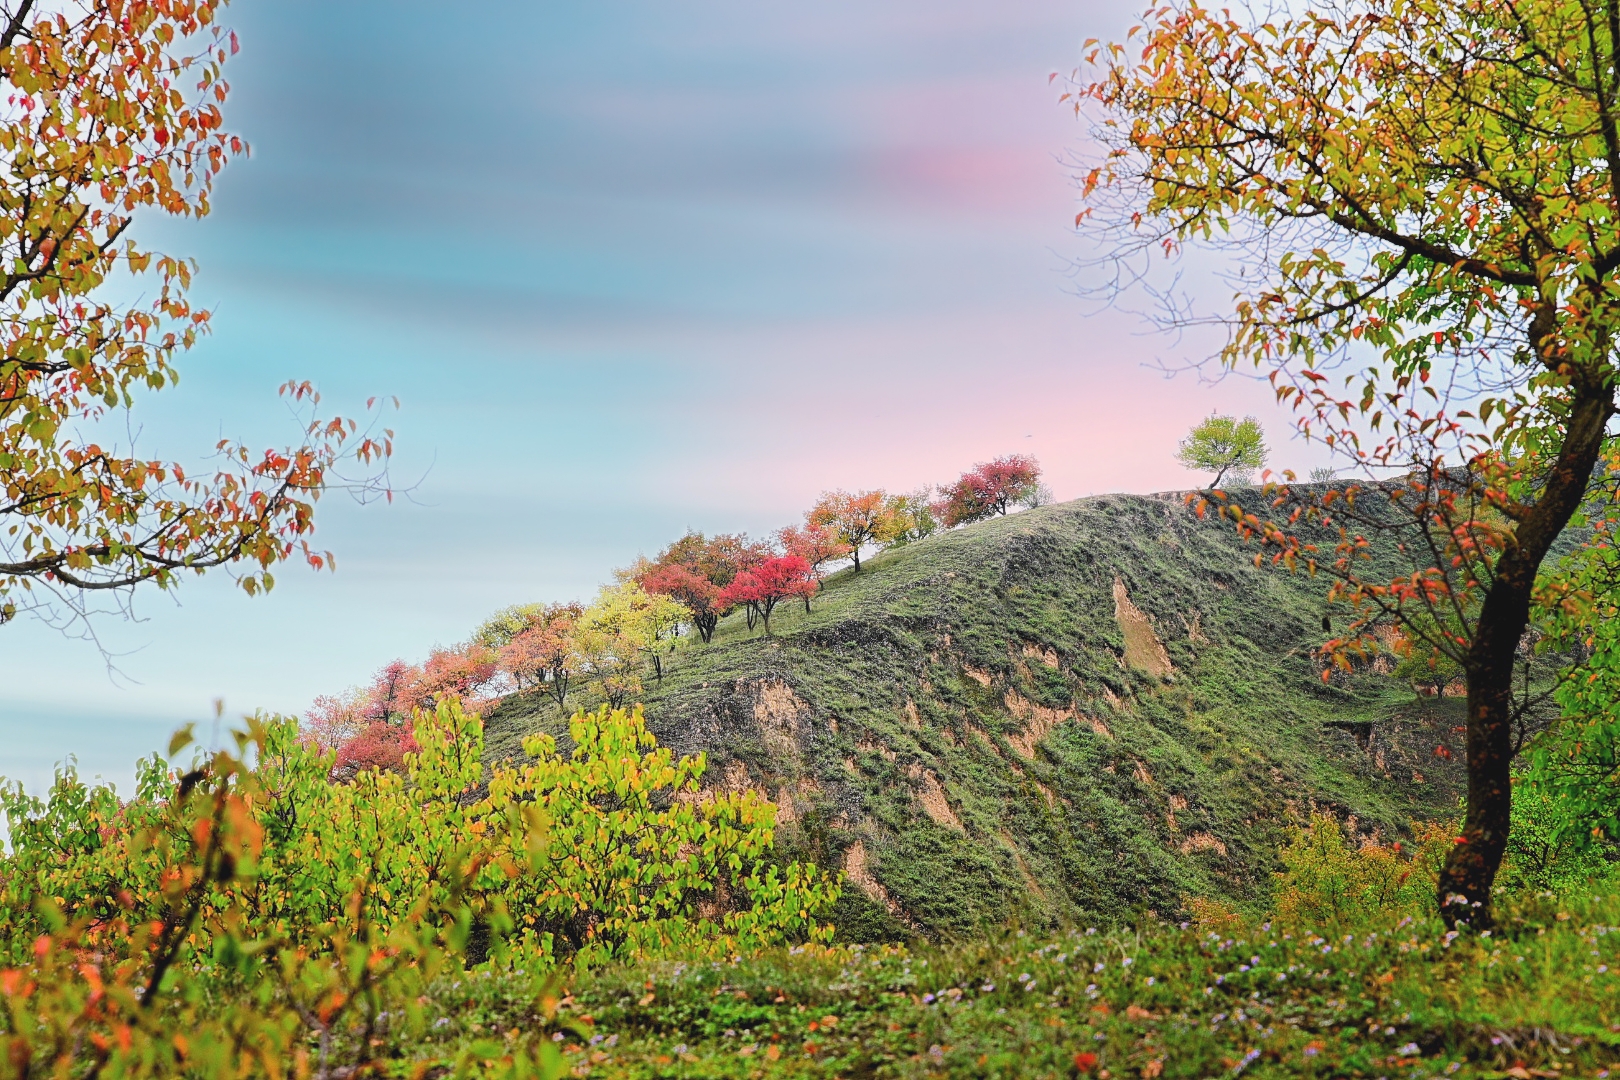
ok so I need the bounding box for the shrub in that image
[0,703,837,1074]
[1272,814,1448,928]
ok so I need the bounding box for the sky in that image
[0,0,1304,793]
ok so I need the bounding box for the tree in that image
[937,456,1041,527]
[806,490,901,572]
[1176,416,1269,490]
[0,1,392,630]
[499,602,584,707]
[885,488,941,547]
[778,522,848,575]
[471,602,546,649]
[1019,482,1057,510]
[570,582,689,708]
[582,581,688,683]
[639,562,723,643]
[638,531,769,642]
[1390,620,1467,699]
[1081,0,1620,925]
[716,555,817,636]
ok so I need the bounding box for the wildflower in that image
[1074,1051,1099,1073]
[1396,1043,1420,1056]
[982,983,995,992]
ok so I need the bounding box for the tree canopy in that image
[1176,415,1268,489]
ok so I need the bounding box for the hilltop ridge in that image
[483,490,1467,939]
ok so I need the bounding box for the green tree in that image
[1083,0,1620,926]
[1175,415,1268,490]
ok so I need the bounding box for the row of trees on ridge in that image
[310,456,1047,770]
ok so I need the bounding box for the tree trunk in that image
[1437,383,1613,927]
[851,546,861,572]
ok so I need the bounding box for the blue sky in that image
[0,0,1299,793]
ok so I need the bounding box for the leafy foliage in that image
[1080,0,1620,924]
[639,532,770,642]
[0,0,393,628]
[936,456,1042,527]
[1175,416,1268,490]
[717,555,818,635]
[806,490,902,572]
[0,703,837,1074]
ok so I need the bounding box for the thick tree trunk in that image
[695,612,717,643]
[1438,384,1613,927]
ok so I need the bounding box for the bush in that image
[0,703,837,1076]
[1272,814,1450,928]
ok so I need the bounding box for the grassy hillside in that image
[483,491,1467,940]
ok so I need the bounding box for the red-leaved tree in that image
[777,523,850,584]
[637,532,769,641]
[716,555,817,636]
[937,456,1041,527]
[309,642,500,779]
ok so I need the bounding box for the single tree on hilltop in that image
[807,490,902,572]
[1082,0,1620,925]
[937,456,1042,527]
[1176,416,1268,490]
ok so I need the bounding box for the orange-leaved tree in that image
[0,1,391,628]
[806,490,900,573]
[1081,0,1620,926]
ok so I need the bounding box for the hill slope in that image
[483,491,1466,940]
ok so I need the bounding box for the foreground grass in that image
[402,891,1620,1079]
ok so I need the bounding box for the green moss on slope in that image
[483,492,1466,940]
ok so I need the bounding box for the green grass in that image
[483,493,1475,940]
[400,886,1620,1078]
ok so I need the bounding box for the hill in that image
[482,490,1467,940]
